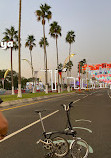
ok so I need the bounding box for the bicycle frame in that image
[36,103,93,155]
[37,110,75,139]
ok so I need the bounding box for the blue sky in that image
[0,0,111,81]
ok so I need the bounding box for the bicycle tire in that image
[70,137,89,158]
[52,136,69,157]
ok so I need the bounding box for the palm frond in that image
[49,21,62,39]
[2,26,18,50]
[25,35,36,51]
[66,30,76,44]
[39,37,49,48]
[35,3,52,23]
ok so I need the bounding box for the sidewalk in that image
[0,92,76,108]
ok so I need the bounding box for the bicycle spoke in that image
[52,136,69,157]
[71,138,89,158]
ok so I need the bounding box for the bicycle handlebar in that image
[61,101,74,111]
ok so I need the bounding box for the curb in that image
[0,92,75,108]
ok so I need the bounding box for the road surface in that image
[0,89,111,158]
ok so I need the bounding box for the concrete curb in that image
[0,92,76,108]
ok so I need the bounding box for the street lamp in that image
[63,54,75,69]
[22,59,35,93]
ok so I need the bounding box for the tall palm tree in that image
[2,26,18,95]
[65,60,73,91]
[25,35,36,93]
[66,31,75,63]
[35,3,52,94]
[39,37,49,69]
[18,0,22,98]
[66,31,75,91]
[49,21,62,93]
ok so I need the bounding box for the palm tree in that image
[58,63,63,92]
[65,60,73,92]
[18,0,22,98]
[49,21,62,93]
[66,31,76,61]
[66,31,75,91]
[65,61,73,72]
[2,26,18,95]
[78,59,87,89]
[78,59,87,74]
[39,37,49,69]
[65,60,73,79]
[25,35,36,93]
[35,3,52,94]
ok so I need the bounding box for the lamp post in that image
[63,54,75,69]
[18,0,22,97]
[22,59,35,93]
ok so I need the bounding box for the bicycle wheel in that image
[70,137,89,158]
[52,136,69,157]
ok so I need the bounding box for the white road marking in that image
[0,110,59,143]
[83,95,88,98]
[73,99,81,103]
[75,119,92,123]
[0,98,83,143]
[108,92,111,98]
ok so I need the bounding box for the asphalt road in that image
[0,89,111,158]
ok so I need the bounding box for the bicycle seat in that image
[35,109,47,113]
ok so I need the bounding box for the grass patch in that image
[0,90,75,102]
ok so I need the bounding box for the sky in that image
[0,0,111,83]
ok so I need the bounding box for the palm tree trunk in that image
[69,43,71,76]
[11,47,14,95]
[44,52,45,70]
[43,21,48,93]
[69,43,71,62]
[56,37,60,93]
[61,73,63,92]
[67,43,71,92]
[30,50,34,93]
[18,0,22,97]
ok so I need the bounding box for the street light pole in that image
[18,0,22,97]
[22,59,35,93]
